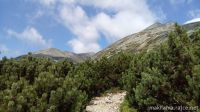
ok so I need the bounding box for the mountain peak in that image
[34,48,65,56]
[27,48,94,62]
[145,22,163,30]
[46,48,60,51]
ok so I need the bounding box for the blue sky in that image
[0,0,200,58]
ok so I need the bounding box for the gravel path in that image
[86,91,126,112]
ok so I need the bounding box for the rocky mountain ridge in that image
[17,48,94,62]
[93,21,200,59]
[93,22,175,59]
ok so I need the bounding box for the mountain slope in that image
[18,48,94,62]
[94,21,200,59]
[33,48,73,58]
[33,48,95,62]
[94,22,175,59]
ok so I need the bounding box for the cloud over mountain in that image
[37,0,160,53]
[7,27,52,48]
[185,9,200,24]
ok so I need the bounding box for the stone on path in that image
[86,91,126,112]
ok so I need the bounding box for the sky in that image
[0,0,200,58]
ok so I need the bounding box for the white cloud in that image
[94,12,150,42]
[7,27,52,48]
[68,39,100,53]
[59,5,101,53]
[185,18,200,24]
[34,0,163,53]
[57,0,158,53]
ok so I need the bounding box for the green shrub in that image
[120,100,137,112]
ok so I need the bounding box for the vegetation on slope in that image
[0,49,132,112]
[0,24,200,112]
[122,24,200,111]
